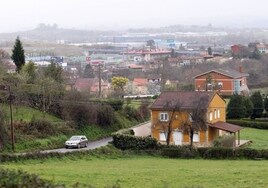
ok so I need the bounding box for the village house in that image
[194,67,249,96]
[150,91,243,146]
[74,78,110,97]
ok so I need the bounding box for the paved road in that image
[40,137,113,154]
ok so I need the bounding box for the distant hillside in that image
[0,24,117,43]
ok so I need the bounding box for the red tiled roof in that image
[209,121,243,133]
[150,91,215,110]
[133,78,148,86]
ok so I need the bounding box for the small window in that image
[207,83,213,91]
[189,113,193,122]
[214,110,217,119]
[218,82,223,89]
[193,132,199,142]
[159,132,166,141]
[159,112,169,121]
[217,109,220,118]
[209,112,213,121]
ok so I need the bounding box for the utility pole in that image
[0,84,15,151]
[7,85,15,152]
[98,63,101,98]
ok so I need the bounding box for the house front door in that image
[173,131,183,145]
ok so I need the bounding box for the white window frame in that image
[214,109,217,119]
[189,113,193,122]
[159,112,169,122]
[209,112,213,121]
[217,109,220,118]
[159,132,166,141]
[218,82,223,89]
[193,132,199,142]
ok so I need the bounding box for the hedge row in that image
[0,146,121,163]
[112,134,268,160]
[112,134,159,150]
[162,147,268,159]
[227,119,268,129]
[0,168,64,187]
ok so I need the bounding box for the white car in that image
[65,135,88,149]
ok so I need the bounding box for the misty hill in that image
[0,24,117,43]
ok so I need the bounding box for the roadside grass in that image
[240,128,268,149]
[1,154,268,188]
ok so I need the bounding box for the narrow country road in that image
[39,137,113,154]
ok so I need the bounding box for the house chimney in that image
[239,66,243,73]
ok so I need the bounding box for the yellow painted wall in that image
[151,92,226,145]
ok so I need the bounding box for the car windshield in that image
[69,136,81,141]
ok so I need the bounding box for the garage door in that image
[173,131,183,145]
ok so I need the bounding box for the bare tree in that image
[181,95,209,148]
[158,100,182,146]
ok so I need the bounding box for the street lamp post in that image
[0,84,15,151]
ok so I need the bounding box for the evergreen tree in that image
[21,61,36,84]
[44,62,63,83]
[227,94,245,119]
[11,37,25,72]
[207,47,212,55]
[83,64,95,78]
[250,91,264,118]
[243,96,253,118]
[264,95,268,115]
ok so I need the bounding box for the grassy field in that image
[240,128,268,149]
[1,155,268,188]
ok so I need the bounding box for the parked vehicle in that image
[65,135,88,149]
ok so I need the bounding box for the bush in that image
[161,145,198,158]
[0,168,64,187]
[112,134,158,150]
[123,106,142,121]
[24,117,57,137]
[104,99,123,111]
[96,104,115,127]
[227,119,268,129]
[201,147,235,159]
[213,135,235,148]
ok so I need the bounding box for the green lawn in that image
[240,128,268,149]
[1,156,268,188]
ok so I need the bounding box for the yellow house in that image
[150,91,242,146]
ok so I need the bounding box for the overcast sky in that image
[1,0,268,33]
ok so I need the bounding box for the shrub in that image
[112,134,158,150]
[123,106,142,121]
[104,99,123,111]
[96,104,115,127]
[161,145,198,158]
[24,116,57,137]
[0,168,64,187]
[213,135,235,148]
[201,147,235,159]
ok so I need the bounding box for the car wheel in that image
[65,146,68,149]
[77,144,81,149]
[85,143,88,148]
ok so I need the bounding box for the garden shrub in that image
[213,135,235,148]
[112,134,158,150]
[161,145,198,158]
